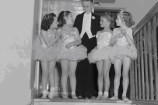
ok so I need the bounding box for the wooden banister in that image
[134,2,158,35]
[131,1,158,104]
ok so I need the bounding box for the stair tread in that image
[33,98,134,105]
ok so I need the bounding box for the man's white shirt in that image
[80,13,94,39]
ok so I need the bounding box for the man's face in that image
[82,1,92,14]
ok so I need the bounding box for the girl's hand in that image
[121,29,127,36]
[65,42,74,49]
[109,41,115,46]
[117,33,124,38]
[109,36,116,45]
[74,40,81,46]
[110,33,122,45]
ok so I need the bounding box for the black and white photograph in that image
[0,0,158,105]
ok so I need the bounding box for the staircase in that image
[32,98,135,105]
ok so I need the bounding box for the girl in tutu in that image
[33,13,60,99]
[88,13,113,99]
[110,10,137,102]
[57,11,87,99]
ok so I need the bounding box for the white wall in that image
[0,0,34,105]
[94,0,158,26]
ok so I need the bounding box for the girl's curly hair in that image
[57,11,71,28]
[119,10,135,27]
[41,13,56,31]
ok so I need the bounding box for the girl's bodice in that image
[96,31,112,49]
[113,28,133,46]
[40,30,56,48]
[61,29,77,46]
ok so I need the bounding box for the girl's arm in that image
[41,30,59,47]
[96,31,100,39]
[109,29,119,46]
[122,28,135,46]
[73,28,81,46]
[56,28,62,42]
[49,33,60,46]
[41,30,53,47]
[110,28,124,46]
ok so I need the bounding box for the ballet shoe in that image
[109,96,118,101]
[48,88,55,99]
[96,94,102,100]
[62,92,68,99]
[102,94,108,100]
[122,95,131,102]
[71,94,78,99]
[41,90,49,99]
[96,91,103,100]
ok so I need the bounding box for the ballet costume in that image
[111,28,137,61]
[88,31,112,63]
[33,30,61,98]
[33,30,61,61]
[57,28,87,61]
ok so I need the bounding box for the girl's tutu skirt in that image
[57,45,87,61]
[88,46,112,63]
[111,45,137,61]
[33,37,62,61]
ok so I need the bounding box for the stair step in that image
[32,98,136,105]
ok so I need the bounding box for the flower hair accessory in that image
[104,12,111,21]
[92,16,95,19]
[119,9,126,15]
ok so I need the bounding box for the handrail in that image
[133,2,158,35]
[131,1,158,103]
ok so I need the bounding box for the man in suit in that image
[73,0,101,99]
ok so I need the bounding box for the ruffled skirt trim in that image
[88,46,112,63]
[57,45,87,61]
[33,37,62,61]
[111,45,137,61]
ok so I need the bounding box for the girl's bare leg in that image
[60,60,69,98]
[103,60,111,99]
[122,57,131,102]
[41,61,49,98]
[96,61,104,99]
[48,61,56,99]
[69,60,78,99]
[110,59,122,100]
